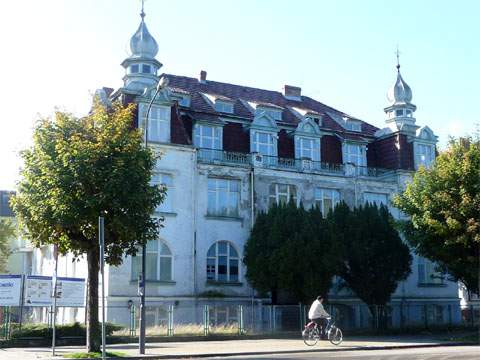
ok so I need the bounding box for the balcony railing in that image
[197,148,251,166]
[197,148,396,180]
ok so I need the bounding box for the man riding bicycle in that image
[307,295,330,334]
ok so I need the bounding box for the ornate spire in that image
[387,49,413,106]
[128,0,159,59]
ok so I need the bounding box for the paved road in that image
[204,346,480,360]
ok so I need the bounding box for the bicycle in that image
[302,317,343,346]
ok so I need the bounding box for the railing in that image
[197,148,394,179]
[197,148,251,166]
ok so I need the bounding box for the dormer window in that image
[345,120,362,132]
[178,95,191,107]
[256,108,282,121]
[214,100,234,114]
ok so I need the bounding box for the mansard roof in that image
[162,74,379,139]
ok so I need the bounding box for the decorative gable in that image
[416,126,437,143]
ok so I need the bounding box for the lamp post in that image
[139,77,168,354]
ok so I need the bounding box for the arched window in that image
[206,241,239,283]
[132,240,173,282]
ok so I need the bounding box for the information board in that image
[23,275,86,307]
[0,274,22,306]
[56,277,86,307]
[24,275,52,306]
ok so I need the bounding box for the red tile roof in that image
[162,73,379,138]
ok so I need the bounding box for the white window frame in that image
[299,137,315,159]
[314,188,340,217]
[416,143,435,169]
[363,192,388,207]
[193,124,222,150]
[256,107,282,120]
[344,143,366,167]
[252,131,275,156]
[268,183,297,207]
[345,121,361,132]
[132,240,173,282]
[207,178,240,217]
[214,100,234,114]
[142,104,170,143]
[206,241,240,283]
[152,173,174,213]
[418,257,444,285]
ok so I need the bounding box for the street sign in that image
[0,275,22,306]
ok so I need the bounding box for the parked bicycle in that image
[302,317,343,346]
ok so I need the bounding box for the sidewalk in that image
[0,335,473,360]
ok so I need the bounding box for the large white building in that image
[28,9,461,329]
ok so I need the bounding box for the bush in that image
[10,322,123,339]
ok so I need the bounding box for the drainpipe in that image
[192,150,198,297]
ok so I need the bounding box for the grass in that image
[113,323,240,337]
[64,351,127,358]
[442,331,480,344]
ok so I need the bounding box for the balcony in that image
[197,148,397,180]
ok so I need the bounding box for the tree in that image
[243,201,341,304]
[394,136,480,294]
[0,218,15,273]
[333,202,412,327]
[12,102,164,352]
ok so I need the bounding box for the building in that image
[29,8,460,328]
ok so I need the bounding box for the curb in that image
[50,341,475,360]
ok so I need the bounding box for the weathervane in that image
[140,0,146,20]
[395,45,401,71]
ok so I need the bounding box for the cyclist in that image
[307,295,330,335]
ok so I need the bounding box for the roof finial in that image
[395,45,401,71]
[140,0,146,20]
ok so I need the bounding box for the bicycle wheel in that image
[328,326,343,345]
[303,327,320,346]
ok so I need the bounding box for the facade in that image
[28,9,461,327]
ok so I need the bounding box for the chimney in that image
[283,85,302,101]
[199,70,207,84]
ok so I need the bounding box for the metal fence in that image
[1,302,477,340]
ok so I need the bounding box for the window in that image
[142,64,151,74]
[418,257,443,285]
[344,144,366,166]
[345,121,361,132]
[194,124,222,150]
[214,101,234,114]
[421,305,444,325]
[256,107,282,120]
[269,183,297,207]
[145,105,170,142]
[207,178,240,217]
[363,192,388,207]
[417,144,435,169]
[152,174,174,213]
[0,191,14,217]
[252,131,275,156]
[131,64,139,73]
[406,110,412,117]
[132,240,173,281]
[209,305,238,326]
[178,96,191,107]
[395,109,404,117]
[299,137,314,159]
[206,241,239,282]
[315,188,340,217]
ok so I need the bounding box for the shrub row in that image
[10,322,123,339]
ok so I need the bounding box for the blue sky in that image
[0,0,478,189]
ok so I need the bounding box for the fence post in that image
[470,305,474,328]
[238,305,244,335]
[448,304,452,327]
[167,305,174,336]
[129,305,136,337]
[299,303,303,332]
[203,305,209,336]
[272,305,277,333]
[424,304,429,329]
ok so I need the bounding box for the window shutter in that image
[294,136,300,159]
[193,124,200,147]
[250,130,256,153]
[313,138,321,162]
[214,127,222,150]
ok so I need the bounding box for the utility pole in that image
[139,76,168,354]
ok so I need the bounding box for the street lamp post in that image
[139,77,168,355]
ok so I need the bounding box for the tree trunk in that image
[86,248,101,353]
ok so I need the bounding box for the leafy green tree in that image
[394,136,480,294]
[244,201,341,303]
[12,102,164,352]
[333,202,412,327]
[0,218,15,273]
